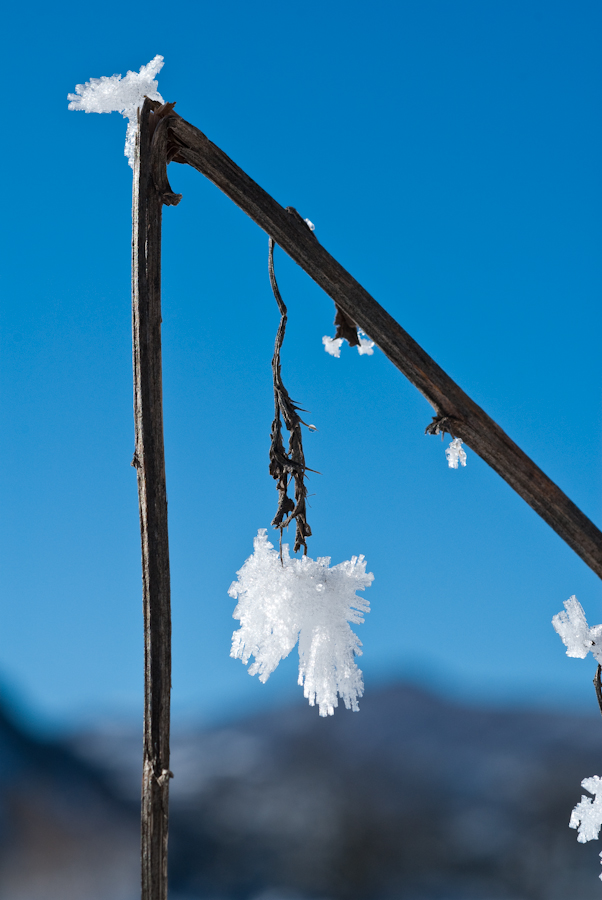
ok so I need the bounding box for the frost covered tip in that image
[552,596,602,664]
[446,437,467,469]
[68,55,165,166]
[229,529,373,716]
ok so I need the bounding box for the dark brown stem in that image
[593,665,602,718]
[148,107,602,581]
[132,98,173,900]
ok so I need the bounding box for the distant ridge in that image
[2,682,602,899]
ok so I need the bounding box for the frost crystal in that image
[570,776,602,878]
[552,596,602,663]
[445,437,467,469]
[322,335,344,357]
[322,330,374,357]
[357,330,375,356]
[68,55,165,167]
[570,777,602,846]
[229,529,373,716]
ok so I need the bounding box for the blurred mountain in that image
[0,700,139,899]
[2,683,602,899]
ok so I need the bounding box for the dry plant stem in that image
[333,305,360,346]
[148,104,602,580]
[132,98,173,900]
[268,237,312,555]
[594,665,602,719]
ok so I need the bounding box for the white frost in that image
[322,335,344,357]
[68,55,165,166]
[552,596,602,663]
[445,437,467,469]
[555,604,602,880]
[570,776,602,879]
[357,330,375,356]
[229,529,373,716]
[322,329,374,357]
[570,777,602,845]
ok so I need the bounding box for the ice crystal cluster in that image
[229,529,373,716]
[322,330,374,358]
[569,777,602,879]
[445,437,467,469]
[552,596,602,663]
[68,55,164,166]
[570,777,602,843]
[553,596,602,878]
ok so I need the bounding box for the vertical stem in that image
[132,99,172,900]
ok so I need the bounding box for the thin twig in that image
[268,236,312,555]
[593,665,602,718]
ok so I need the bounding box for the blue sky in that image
[2,0,601,732]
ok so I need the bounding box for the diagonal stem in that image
[150,106,602,581]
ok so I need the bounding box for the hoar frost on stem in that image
[553,596,602,879]
[569,777,602,880]
[229,530,373,716]
[552,596,602,664]
[68,55,164,166]
[445,437,467,469]
[322,330,374,358]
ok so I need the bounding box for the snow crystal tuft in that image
[357,330,375,356]
[552,596,602,663]
[570,777,602,848]
[68,56,164,166]
[322,330,374,358]
[229,529,373,716]
[445,437,467,469]
[322,336,344,357]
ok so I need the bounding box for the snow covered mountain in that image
[2,683,602,899]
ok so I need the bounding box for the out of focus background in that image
[1,0,601,897]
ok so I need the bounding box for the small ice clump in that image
[304,218,316,231]
[446,437,467,469]
[570,776,602,878]
[322,329,374,357]
[68,55,164,166]
[552,596,602,663]
[357,330,375,356]
[322,335,344,357]
[229,529,373,716]
[570,777,602,847]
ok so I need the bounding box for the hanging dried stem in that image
[333,304,360,346]
[268,237,312,555]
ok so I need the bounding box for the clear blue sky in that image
[2,0,601,732]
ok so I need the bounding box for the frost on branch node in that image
[229,530,373,716]
[552,596,602,664]
[68,55,165,166]
[446,437,467,469]
[322,329,374,358]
